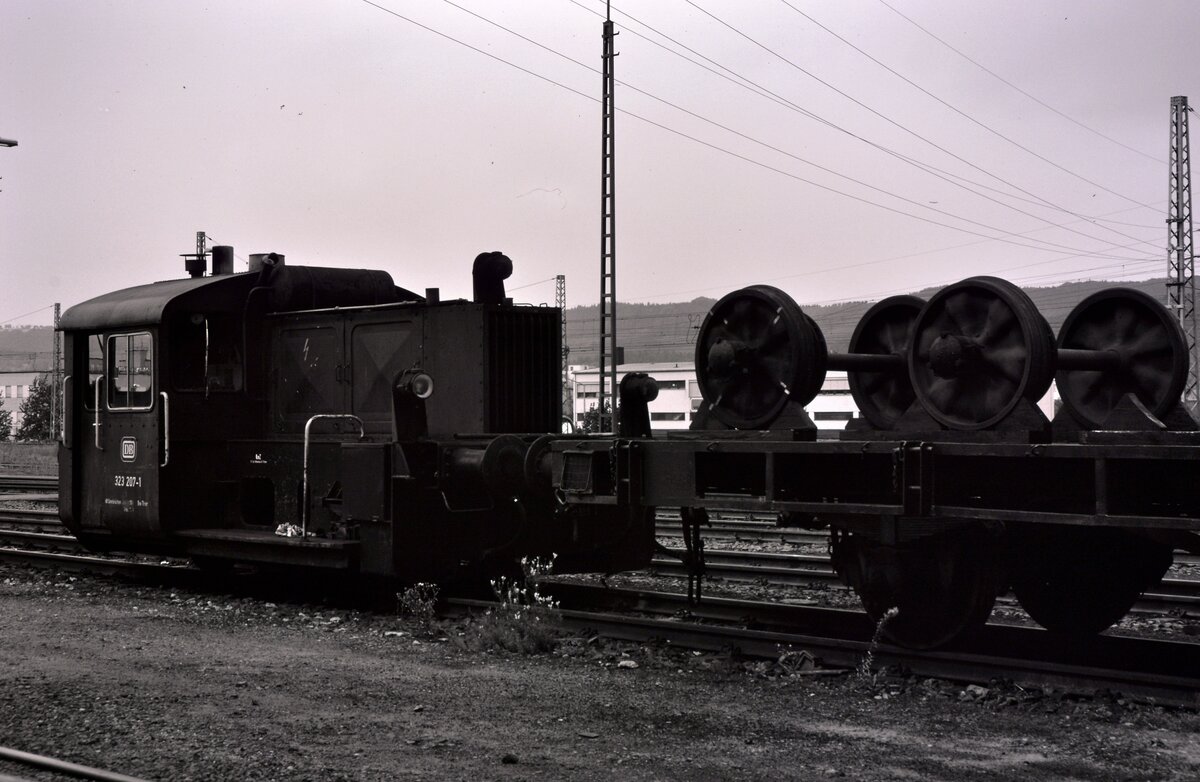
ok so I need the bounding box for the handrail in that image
[301,414,365,537]
[93,374,104,450]
[160,391,170,467]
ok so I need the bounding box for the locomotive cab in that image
[59,271,264,551]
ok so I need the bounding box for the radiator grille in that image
[487,308,561,432]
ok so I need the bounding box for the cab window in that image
[82,334,105,412]
[171,314,243,392]
[107,332,154,410]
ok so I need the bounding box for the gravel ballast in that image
[0,566,1198,781]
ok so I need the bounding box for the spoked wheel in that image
[1008,527,1173,635]
[847,295,925,429]
[694,285,823,429]
[1056,288,1189,428]
[832,528,1001,649]
[909,277,1055,430]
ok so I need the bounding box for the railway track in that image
[0,514,1194,707]
[651,546,1200,616]
[0,474,56,494]
[520,582,1200,708]
[2,497,1199,616]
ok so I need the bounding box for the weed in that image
[397,582,440,637]
[857,606,899,688]
[456,554,563,654]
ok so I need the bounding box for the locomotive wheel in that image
[1008,527,1172,635]
[1056,288,1189,429]
[847,295,925,429]
[909,277,1055,430]
[694,285,823,429]
[833,529,1000,650]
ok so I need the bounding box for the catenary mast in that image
[1167,96,1197,413]
[597,1,618,432]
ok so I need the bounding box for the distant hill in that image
[3,280,1175,373]
[565,278,1174,366]
[0,326,54,373]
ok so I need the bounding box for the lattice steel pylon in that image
[557,274,570,424]
[1167,95,1198,413]
[51,302,61,440]
[597,3,619,433]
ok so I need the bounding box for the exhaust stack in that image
[472,251,513,305]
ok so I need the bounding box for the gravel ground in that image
[0,566,1198,781]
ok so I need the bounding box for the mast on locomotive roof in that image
[597,0,619,433]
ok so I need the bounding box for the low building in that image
[568,362,1062,433]
[0,372,43,436]
[568,363,860,432]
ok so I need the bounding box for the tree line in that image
[0,374,53,441]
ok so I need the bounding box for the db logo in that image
[120,437,137,463]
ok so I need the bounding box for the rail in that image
[0,744,149,782]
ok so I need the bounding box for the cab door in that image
[77,331,162,534]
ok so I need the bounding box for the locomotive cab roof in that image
[59,266,421,332]
[59,272,259,331]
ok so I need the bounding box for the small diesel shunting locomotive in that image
[58,250,1200,650]
[57,250,652,585]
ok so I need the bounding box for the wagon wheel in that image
[1056,288,1189,429]
[847,295,925,429]
[832,529,1000,650]
[909,277,1055,430]
[800,312,829,405]
[1008,527,1172,635]
[694,285,823,429]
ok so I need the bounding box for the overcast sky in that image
[2,1,1197,326]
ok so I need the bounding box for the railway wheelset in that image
[681,277,1197,648]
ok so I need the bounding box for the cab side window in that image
[108,332,154,410]
[82,334,104,412]
[171,314,242,392]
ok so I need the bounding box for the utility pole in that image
[52,303,61,440]
[556,274,571,424]
[1167,96,1197,413]
[597,1,619,433]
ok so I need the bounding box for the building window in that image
[650,412,686,421]
[658,380,685,390]
[813,411,854,421]
[688,380,703,399]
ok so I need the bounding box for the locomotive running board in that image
[175,529,359,569]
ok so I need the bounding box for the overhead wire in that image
[684,0,1160,228]
[571,1,1163,253]
[775,0,1158,214]
[507,276,557,293]
[875,0,1165,166]
[358,0,1172,316]
[0,304,55,327]
[425,0,1156,262]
